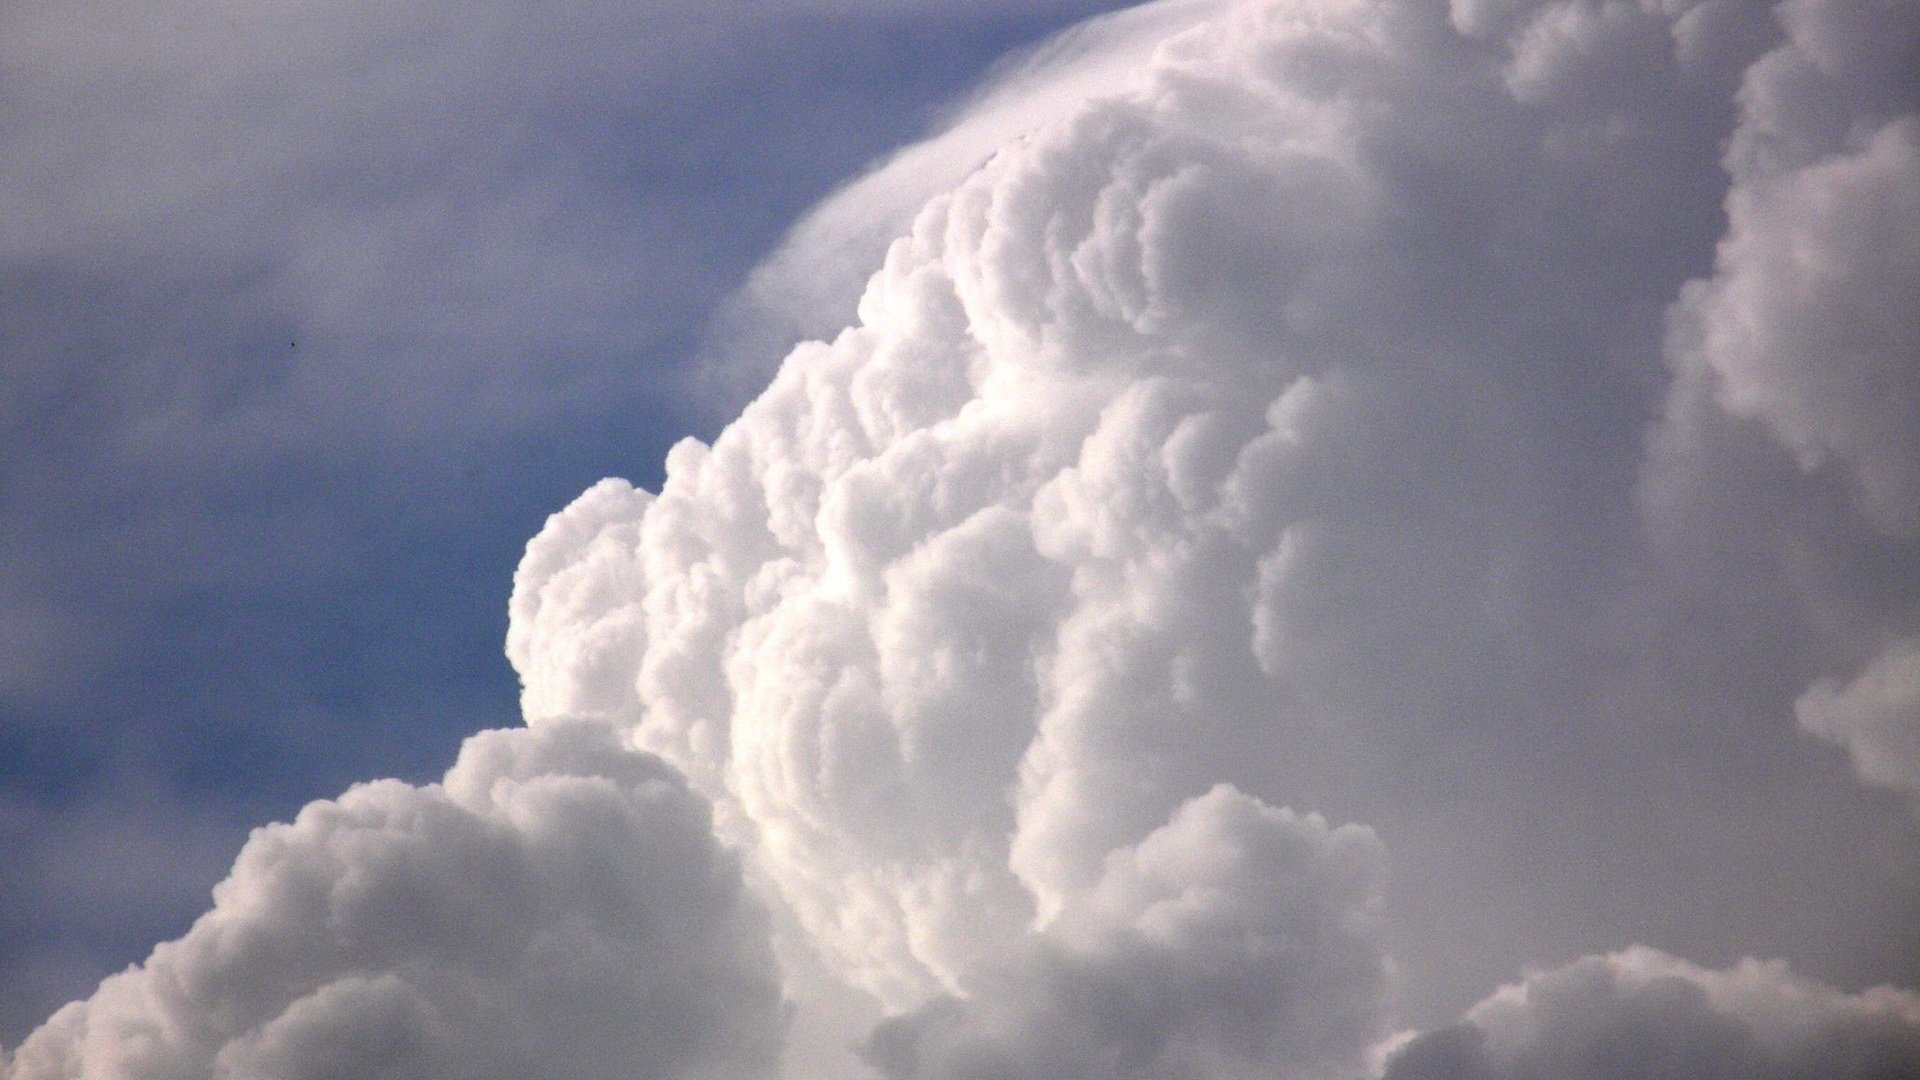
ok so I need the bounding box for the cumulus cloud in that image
[12,0,1920,1076]
[509,1,1420,1024]
[1,721,783,1080]
[1647,0,1920,802]
[1382,948,1920,1080]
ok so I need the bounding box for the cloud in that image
[12,0,1920,1076]
[1381,948,1920,1080]
[1645,0,1920,803]
[509,1,1422,1025]
[1,720,783,1080]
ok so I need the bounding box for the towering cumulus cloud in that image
[9,0,1920,1076]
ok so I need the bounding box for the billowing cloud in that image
[864,785,1387,1080]
[11,0,1920,1076]
[1,721,782,1079]
[1382,948,1920,1080]
[511,0,1920,1067]
[1648,0,1920,801]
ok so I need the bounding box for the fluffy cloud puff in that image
[1382,948,1920,1080]
[1,721,783,1080]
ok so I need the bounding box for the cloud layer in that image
[10,0,1920,1076]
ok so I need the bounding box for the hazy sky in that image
[4,1,1919,1078]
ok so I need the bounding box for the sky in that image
[3,0,1919,1077]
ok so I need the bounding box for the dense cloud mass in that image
[9,0,1920,1076]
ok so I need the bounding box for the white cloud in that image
[1,721,783,1080]
[1382,948,1920,1080]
